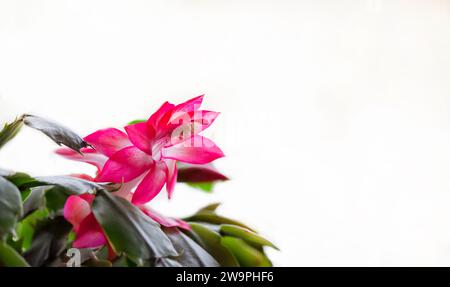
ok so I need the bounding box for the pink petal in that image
[84,128,131,157]
[64,195,92,232]
[165,110,220,147]
[55,147,107,172]
[170,95,204,119]
[169,109,217,127]
[177,163,229,182]
[162,135,225,164]
[70,174,96,182]
[79,193,95,204]
[124,122,155,155]
[73,214,107,249]
[96,146,153,183]
[148,101,175,129]
[164,159,177,199]
[131,162,167,205]
[141,207,191,230]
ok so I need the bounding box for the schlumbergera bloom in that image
[56,96,223,248]
[57,95,224,204]
[63,193,106,249]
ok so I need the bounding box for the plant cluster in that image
[0,97,277,267]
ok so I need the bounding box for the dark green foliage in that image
[23,216,72,267]
[0,177,23,241]
[92,190,178,263]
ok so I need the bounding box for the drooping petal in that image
[70,174,97,182]
[177,163,229,182]
[64,195,92,232]
[124,122,155,155]
[73,214,107,249]
[165,110,220,147]
[131,162,167,205]
[141,207,191,230]
[162,135,225,164]
[164,159,177,199]
[84,128,131,157]
[55,147,108,172]
[96,146,153,183]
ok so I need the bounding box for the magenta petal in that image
[171,218,191,230]
[96,146,153,183]
[64,195,92,232]
[170,95,204,118]
[142,207,191,230]
[131,162,167,205]
[165,110,220,147]
[79,194,95,204]
[73,214,107,249]
[162,135,225,164]
[125,122,155,155]
[148,101,175,128]
[84,128,132,157]
[170,110,218,128]
[55,147,108,172]
[191,110,219,129]
[164,159,177,199]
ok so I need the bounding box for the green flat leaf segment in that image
[23,216,72,267]
[220,224,279,250]
[189,223,239,267]
[163,227,219,267]
[184,211,255,232]
[196,202,221,213]
[0,118,23,150]
[1,115,88,153]
[221,236,271,267]
[92,190,178,262]
[0,241,29,267]
[21,186,48,219]
[185,203,278,267]
[128,119,146,125]
[0,176,23,241]
[187,182,214,192]
[23,114,88,152]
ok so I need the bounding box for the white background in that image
[1,0,450,266]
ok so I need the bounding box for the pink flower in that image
[63,192,190,250]
[57,95,224,204]
[63,194,107,249]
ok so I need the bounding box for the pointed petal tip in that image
[131,163,167,205]
[130,197,144,206]
[162,136,225,164]
[124,122,155,155]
